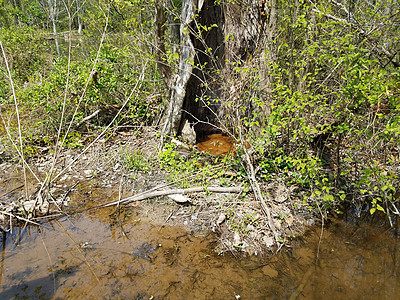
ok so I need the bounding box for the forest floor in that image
[0,127,318,254]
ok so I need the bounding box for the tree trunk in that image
[155,0,172,87]
[45,0,61,56]
[181,0,225,135]
[160,0,200,142]
[76,0,83,34]
[257,0,277,131]
[159,0,275,140]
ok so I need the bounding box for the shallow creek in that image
[1,198,399,299]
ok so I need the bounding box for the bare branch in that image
[104,186,244,207]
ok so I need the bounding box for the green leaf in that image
[376,204,385,213]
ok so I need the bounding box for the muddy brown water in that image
[1,200,400,300]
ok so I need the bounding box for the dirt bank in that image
[0,127,317,254]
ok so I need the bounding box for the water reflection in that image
[0,207,399,299]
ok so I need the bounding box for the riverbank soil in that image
[1,180,399,299]
[0,127,317,254]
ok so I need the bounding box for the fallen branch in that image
[0,210,40,226]
[104,186,244,207]
[75,109,101,128]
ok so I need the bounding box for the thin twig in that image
[315,202,325,267]
[0,39,29,198]
[54,219,100,283]
[235,109,278,243]
[46,2,75,190]
[0,211,40,226]
[0,231,6,286]
[58,10,109,153]
[39,229,56,296]
[51,62,148,183]
[0,114,40,182]
[288,266,314,300]
[0,184,24,199]
[75,109,101,128]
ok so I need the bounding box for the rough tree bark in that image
[181,0,225,135]
[155,0,172,87]
[159,0,200,144]
[255,0,277,132]
[157,0,279,241]
[159,0,274,140]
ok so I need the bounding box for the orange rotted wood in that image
[196,134,250,157]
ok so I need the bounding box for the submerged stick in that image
[289,265,314,300]
[104,186,244,207]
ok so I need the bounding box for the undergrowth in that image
[158,142,241,189]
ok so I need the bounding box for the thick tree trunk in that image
[259,0,277,116]
[181,0,225,135]
[157,0,279,241]
[159,0,275,139]
[160,0,200,142]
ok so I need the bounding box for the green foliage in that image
[203,0,399,216]
[0,0,399,220]
[0,0,47,28]
[123,149,152,172]
[63,132,84,149]
[0,0,163,155]
[83,0,155,34]
[0,26,52,88]
[158,143,202,188]
[6,35,162,137]
[248,0,400,213]
[158,143,240,188]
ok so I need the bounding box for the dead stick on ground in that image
[241,150,278,242]
[104,186,244,207]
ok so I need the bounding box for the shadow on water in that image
[0,197,399,299]
[0,274,56,300]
